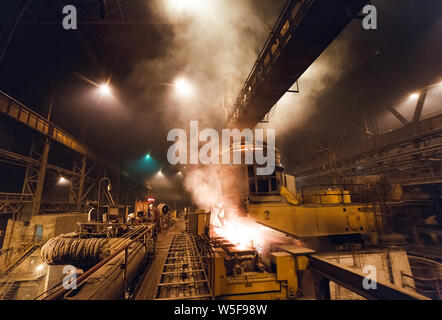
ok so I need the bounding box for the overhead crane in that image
[227,0,369,129]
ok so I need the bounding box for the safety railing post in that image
[122,247,128,299]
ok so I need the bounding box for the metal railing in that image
[401,272,442,300]
[0,90,122,174]
[300,184,378,204]
[227,0,312,126]
[0,91,90,157]
[0,193,33,202]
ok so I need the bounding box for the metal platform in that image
[153,232,213,300]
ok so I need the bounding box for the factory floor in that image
[133,218,186,300]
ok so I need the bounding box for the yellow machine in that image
[203,243,311,300]
[220,143,379,242]
[248,198,377,239]
[193,144,381,299]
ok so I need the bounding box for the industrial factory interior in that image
[0,0,442,307]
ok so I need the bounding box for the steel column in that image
[32,138,50,215]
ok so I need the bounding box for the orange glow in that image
[210,203,284,251]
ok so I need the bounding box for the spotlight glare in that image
[58,177,69,185]
[99,83,111,96]
[409,92,419,100]
[166,0,207,16]
[174,77,194,97]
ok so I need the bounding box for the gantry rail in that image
[227,0,369,128]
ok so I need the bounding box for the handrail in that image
[401,272,442,300]
[227,0,310,126]
[309,255,429,300]
[0,193,33,201]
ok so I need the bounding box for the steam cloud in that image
[132,0,284,130]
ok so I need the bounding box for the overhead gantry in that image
[226,0,369,129]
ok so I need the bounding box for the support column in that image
[33,138,50,215]
[77,156,86,211]
[312,272,331,300]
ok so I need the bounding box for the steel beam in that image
[227,0,369,128]
[295,114,442,181]
[0,90,120,173]
[413,90,428,123]
[386,105,409,126]
[32,138,50,215]
[309,255,429,300]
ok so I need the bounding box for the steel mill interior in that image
[0,0,441,302]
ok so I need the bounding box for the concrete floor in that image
[133,219,186,300]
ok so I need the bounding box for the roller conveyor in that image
[153,233,213,300]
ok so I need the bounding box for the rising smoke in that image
[134,0,285,130]
[129,0,284,199]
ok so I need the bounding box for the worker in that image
[152,205,162,233]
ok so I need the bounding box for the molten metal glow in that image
[211,204,282,251]
[212,219,264,250]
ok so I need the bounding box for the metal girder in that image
[0,146,91,180]
[413,90,428,123]
[0,145,96,214]
[0,90,151,200]
[309,255,429,300]
[0,90,120,173]
[295,114,442,183]
[0,193,28,214]
[226,0,369,128]
[386,105,409,126]
[32,138,50,215]
[69,156,87,211]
